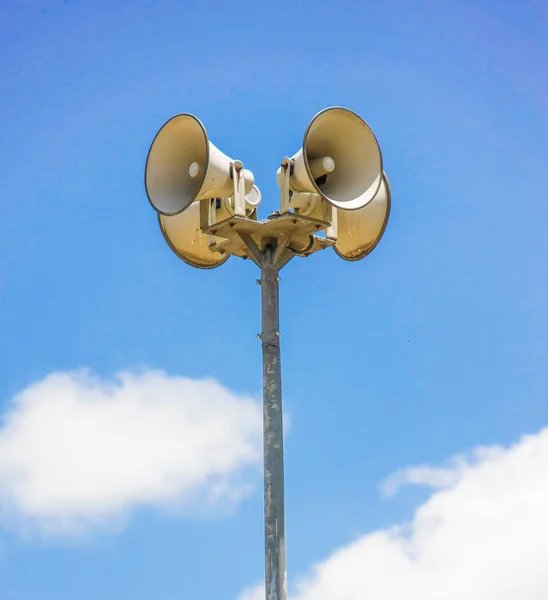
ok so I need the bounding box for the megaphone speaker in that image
[158,183,262,269]
[334,173,391,261]
[145,113,254,216]
[158,201,230,269]
[289,107,383,211]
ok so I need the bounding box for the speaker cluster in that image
[145,107,390,267]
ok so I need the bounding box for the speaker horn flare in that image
[145,113,254,216]
[287,107,383,211]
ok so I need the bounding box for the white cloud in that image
[0,369,262,536]
[380,444,503,498]
[239,427,548,600]
[236,583,264,600]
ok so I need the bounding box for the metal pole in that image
[260,239,287,600]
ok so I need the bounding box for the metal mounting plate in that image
[204,213,334,259]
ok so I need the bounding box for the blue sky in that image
[1,1,547,599]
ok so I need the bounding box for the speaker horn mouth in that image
[145,113,210,216]
[303,106,383,211]
[334,173,391,261]
[158,209,229,269]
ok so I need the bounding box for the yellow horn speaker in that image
[288,107,383,211]
[145,113,254,216]
[334,173,391,261]
[158,185,262,269]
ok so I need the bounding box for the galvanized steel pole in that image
[260,239,287,600]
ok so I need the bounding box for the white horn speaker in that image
[287,107,383,211]
[158,184,262,269]
[145,113,254,216]
[158,201,229,269]
[334,173,391,261]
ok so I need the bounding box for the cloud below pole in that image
[0,369,262,537]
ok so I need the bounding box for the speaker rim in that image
[303,106,383,211]
[145,113,210,216]
[157,212,230,270]
[334,172,391,262]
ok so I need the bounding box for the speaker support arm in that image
[278,158,292,215]
[202,211,336,269]
[237,232,263,266]
[232,160,248,217]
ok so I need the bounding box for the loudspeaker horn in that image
[158,203,228,269]
[158,185,262,269]
[334,173,391,261]
[287,107,383,211]
[145,113,255,216]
